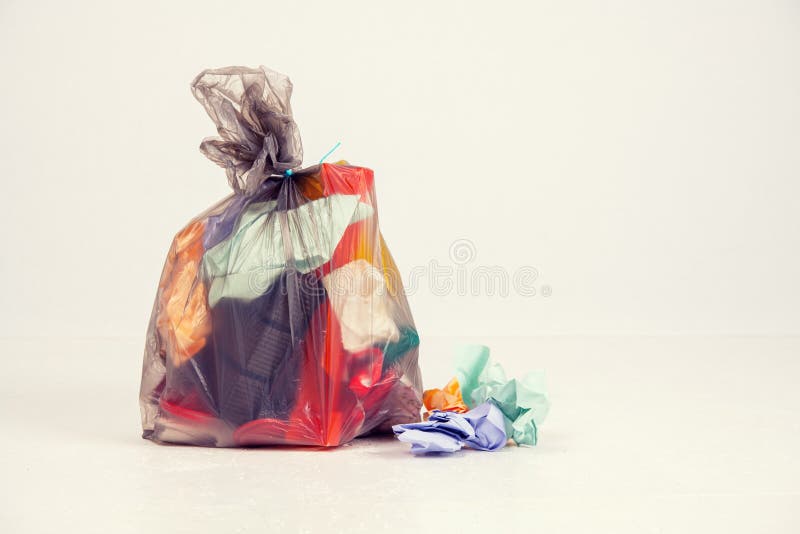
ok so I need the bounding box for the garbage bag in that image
[139,66,422,447]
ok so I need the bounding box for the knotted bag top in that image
[191,66,304,194]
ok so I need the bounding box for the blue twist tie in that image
[319,141,342,164]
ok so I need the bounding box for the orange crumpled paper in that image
[422,377,469,416]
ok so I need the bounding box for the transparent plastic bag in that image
[139,66,422,447]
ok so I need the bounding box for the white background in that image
[2,0,798,339]
[1,1,799,533]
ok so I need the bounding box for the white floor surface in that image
[1,336,798,533]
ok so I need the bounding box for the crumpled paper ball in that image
[423,345,550,446]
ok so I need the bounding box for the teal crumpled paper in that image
[454,345,550,446]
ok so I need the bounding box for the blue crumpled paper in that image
[393,402,507,454]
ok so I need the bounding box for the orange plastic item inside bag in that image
[155,220,212,367]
